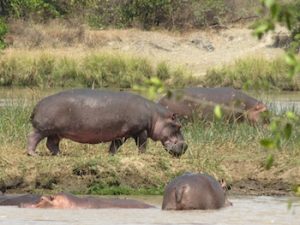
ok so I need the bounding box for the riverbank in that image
[0,89,299,196]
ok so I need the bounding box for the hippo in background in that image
[28,89,187,157]
[20,192,154,209]
[158,87,268,124]
[0,194,41,206]
[162,173,232,210]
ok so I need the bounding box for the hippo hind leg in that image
[46,135,61,155]
[27,130,45,156]
[109,139,124,155]
[134,131,148,153]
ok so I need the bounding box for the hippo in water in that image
[27,89,187,157]
[158,87,268,124]
[20,192,154,209]
[0,194,41,206]
[162,173,232,210]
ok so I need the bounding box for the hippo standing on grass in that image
[20,192,154,209]
[158,87,268,124]
[162,173,232,210]
[27,89,187,157]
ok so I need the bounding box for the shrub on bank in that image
[201,56,300,91]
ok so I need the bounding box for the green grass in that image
[1,91,299,195]
[201,56,300,91]
[0,51,198,89]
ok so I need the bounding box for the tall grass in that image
[202,56,300,91]
[0,51,198,88]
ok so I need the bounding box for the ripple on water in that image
[0,196,299,225]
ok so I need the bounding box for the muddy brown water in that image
[0,196,299,225]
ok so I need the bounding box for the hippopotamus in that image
[162,173,232,210]
[0,194,41,206]
[20,192,154,209]
[27,89,187,157]
[158,87,268,124]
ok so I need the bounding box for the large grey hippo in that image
[20,192,154,209]
[158,87,268,124]
[27,89,187,157]
[162,173,232,210]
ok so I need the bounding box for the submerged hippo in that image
[0,194,41,206]
[158,87,268,123]
[20,193,154,209]
[28,89,187,157]
[162,173,232,210]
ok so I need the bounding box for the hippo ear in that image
[171,113,178,121]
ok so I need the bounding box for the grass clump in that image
[0,51,199,89]
[202,56,300,91]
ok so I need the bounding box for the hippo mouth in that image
[163,141,188,157]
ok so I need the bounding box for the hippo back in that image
[162,173,226,210]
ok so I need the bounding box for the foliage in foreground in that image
[1,0,260,29]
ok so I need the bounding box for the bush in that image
[0,18,7,49]
[0,51,200,88]
[201,56,300,91]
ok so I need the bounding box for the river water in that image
[0,196,299,225]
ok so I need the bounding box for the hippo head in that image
[21,193,73,209]
[220,179,233,207]
[152,112,188,157]
[247,102,269,124]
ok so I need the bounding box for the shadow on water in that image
[0,196,299,225]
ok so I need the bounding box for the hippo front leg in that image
[134,131,148,153]
[46,135,61,155]
[109,139,124,155]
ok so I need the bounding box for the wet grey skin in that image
[0,194,41,206]
[27,89,188,157]
[20,192,155,209]
[162,173,232,210]
[158,87,268,124]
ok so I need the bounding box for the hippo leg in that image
[46,135,61,155]
[134,131,148,153]
[27,130,45,156]
[109,139,124,155]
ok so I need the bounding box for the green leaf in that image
[270,4,280,19]
[264,0,275,9]
[286,111,297,120]
[214,105,222,120]
[149,77,162,86]
[265,154,274,170]
[283,123,292,140]
[285,53,297,66]
[260,138,275,149]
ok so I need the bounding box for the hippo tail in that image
[175,185,188,204]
